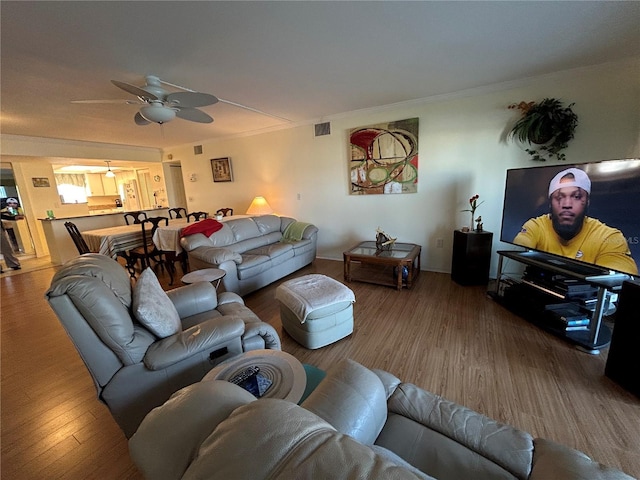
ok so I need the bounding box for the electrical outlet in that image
[297,193,301,200]
[436,238,443,248]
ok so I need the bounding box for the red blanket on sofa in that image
[180,219,224,238]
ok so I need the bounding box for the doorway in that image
[0,162,36,262]
[168,164,187,208]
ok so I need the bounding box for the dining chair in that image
[216,207,233,217]
[168,207,187,219]
[187,211,208,223]
[128,217,174,284]
[124,211,148,225]
[64,221,91,255]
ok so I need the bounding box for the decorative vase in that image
[470,212,475,232]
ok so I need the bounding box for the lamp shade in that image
[246,196,273,215]
[105,161,116,177]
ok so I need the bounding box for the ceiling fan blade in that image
[175,108,213,124]
[134,112,151,125]
[166,91,219,108]
[72,99,142,104]
[217,98,291,122]
[111,80,159,101]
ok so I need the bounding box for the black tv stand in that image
[490,250,630,354]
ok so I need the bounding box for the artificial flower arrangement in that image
[461,194,484,231]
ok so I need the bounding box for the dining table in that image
[82,223,145,259]
[82,219,189,279]
[82,215,249,261]
[82,218,188,257]
[151,218,189,254]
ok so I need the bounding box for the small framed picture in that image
[32,177,51,187]
[211,157,233,183]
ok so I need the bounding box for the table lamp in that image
[246,196,273,215]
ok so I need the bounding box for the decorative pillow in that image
[132,268,181,338]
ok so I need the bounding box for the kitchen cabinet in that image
[86,173,118,196]
[102,175,118,195]
[85,173,104,196]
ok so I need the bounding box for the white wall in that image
[164,59,640,276]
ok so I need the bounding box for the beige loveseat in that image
[180,214,318,296]
[129,359,632,479]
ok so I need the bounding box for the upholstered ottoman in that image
[275,274,355,349]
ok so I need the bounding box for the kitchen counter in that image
[39,208,169,265]
[38,207,168,221]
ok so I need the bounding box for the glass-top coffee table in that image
[343,241,421,290]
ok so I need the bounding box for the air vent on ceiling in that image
[194,145,203,155]
[314,122,331,137]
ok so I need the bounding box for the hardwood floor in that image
[2,258,639,479]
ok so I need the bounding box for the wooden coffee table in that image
[343,241,421,290]
[202,350,307,403]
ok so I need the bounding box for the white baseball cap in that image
[548,168,591,197]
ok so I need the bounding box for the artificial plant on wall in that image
[508,98,578,161]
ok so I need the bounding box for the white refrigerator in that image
[120,180,141,211]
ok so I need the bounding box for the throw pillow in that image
[132,268,181,338]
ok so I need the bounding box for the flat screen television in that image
[500,158,640,278]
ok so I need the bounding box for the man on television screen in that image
[514,167,638,275]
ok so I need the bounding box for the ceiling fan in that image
[72,75,290,126]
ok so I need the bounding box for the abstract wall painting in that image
[349,118,419,195]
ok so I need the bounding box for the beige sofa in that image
[129,359,633,480]
[180,215,318,296]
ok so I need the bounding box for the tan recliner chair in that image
[45,253,280,438]
[130,359,633,480]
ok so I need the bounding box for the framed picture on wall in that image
[211,157,233,182]
[32,177,51,187]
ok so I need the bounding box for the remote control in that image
[229,366,260,385]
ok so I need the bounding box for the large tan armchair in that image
[45,253,280,438]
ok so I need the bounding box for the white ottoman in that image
[275,274,355,349]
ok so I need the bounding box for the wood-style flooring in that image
[2,257,639,479]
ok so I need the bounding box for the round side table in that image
[202,350,307,403]
[181,268,226,289]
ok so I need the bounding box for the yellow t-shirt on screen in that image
[514,215,638,275]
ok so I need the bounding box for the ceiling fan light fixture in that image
[140,103,176,124]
